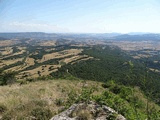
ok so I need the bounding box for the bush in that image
[0,71,16,85]
[55,98,64,106]
[30,107,52,120]
[0,104,7,114]
[26,78,35,82]
[32,100,48,107]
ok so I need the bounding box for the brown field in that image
[108,41,160,51]
[71,57,93,64]
[38,41,56,46]
[19,65,61,78]
[0,62,5,68]
[0,40,93,79]
[1,46,92,79]
[5,64,25,72]
[13,49,26,56]
[40,49,83,63]
[17,46,27,50]
[25,57,35,66]
[0,47,13,56]
[1,49,26,60]
[60,55,88,64]
[4,58,35,73]
[2,58,23,66]
[0,40,16,47]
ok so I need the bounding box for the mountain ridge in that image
[1,32,160,41]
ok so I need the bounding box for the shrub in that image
[32,100,48,107]
[109,85,121,94]
[26,78,35,82]
[77,87,95,103]
[0,104,7,114]
[0,71,16,85]
[55,98,63,106]
[30,107,52,120]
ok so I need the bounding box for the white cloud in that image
[7,22,69,33]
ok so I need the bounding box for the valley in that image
[0,33,160,119]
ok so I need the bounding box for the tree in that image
[0,70,16,85]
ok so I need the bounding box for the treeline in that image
[50,45,160,105]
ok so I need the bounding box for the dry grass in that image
[1,49,26,60]
[0,40,16,47]
[0,80,104,119]
[25,57,35,66]
[5,57,35,73]
[12,49,26,56]
[2,58,23,66]
[0,47,13,56]
[60,55,88,64]
[38,41,56,46]
[71,57,93,65]
[17,47,27,50]
[40,49,83,63]
[20,65,61,78]
[5,65,24,72]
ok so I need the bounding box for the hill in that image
[0,79,159,120]
[0,37,8,41]
[1,32,160,41]
[0,34,160,119]
[108,34,160,41]
[50,45,160,105]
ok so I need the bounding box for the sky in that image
[0,0,160,33]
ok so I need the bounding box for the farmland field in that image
[0,39,94,79]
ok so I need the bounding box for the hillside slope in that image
[0,79,159,120]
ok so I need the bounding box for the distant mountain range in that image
[0,37,7,40]
[0,32,58,39]
[0,32,160,41]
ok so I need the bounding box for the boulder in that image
[50,101,126,120]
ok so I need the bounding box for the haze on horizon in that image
[0,0,160,33]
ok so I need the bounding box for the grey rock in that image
[116,115,126,120]
[50,101,126,120]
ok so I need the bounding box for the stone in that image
[50,101,126,120]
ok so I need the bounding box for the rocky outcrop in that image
[50,101,126,120]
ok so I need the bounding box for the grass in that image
[0,79,160,119]
[0,79,103,119]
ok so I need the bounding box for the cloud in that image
[7,22,69,33]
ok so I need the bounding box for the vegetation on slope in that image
[0,79,159,120]
[0,69,16,85]
[1,43,160,119]
[50,45,160,105]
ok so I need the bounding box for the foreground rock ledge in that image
[50,101,126,120]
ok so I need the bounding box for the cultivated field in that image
[0,39,94,79]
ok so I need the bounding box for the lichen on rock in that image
[50,101,126,120]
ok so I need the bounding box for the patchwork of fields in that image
[0,39,93,79]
